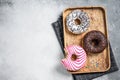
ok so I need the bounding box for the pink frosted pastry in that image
[61,45,87,71]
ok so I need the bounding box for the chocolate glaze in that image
[83,30,108,53]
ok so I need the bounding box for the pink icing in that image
[61,45,87,71]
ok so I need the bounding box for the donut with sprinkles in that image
[66,10,90,34]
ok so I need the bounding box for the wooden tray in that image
[63,7,111,74]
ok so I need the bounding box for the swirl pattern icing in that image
[62,45,87,71]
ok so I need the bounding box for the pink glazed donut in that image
[61,45,87,71]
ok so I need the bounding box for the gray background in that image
[0,0,120,80]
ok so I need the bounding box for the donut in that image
[83,30,108,53]
[66,10,90,34]
[61,45,87,71]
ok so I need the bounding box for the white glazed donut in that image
[61,45,87,71]
[66,10,90,34]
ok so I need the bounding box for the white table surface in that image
[0,0,120,80]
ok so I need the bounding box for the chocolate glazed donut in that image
[83,30,108,53]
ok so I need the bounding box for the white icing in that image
[66,10,90,34]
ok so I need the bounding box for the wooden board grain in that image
[63,7,111,74]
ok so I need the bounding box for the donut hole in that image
[71,54,77,61]
[74,18,81,25]
[91,39,100,47]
